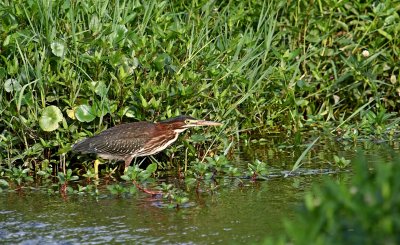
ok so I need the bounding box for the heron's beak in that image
[194,120,223,127]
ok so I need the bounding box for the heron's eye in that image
[185,119,193,124]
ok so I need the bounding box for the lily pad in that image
[75,104,96,122]
[39,106,64,132]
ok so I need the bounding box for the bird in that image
[72,115,222,176]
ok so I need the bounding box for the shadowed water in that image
[0,137,397,244]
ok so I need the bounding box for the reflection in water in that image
[0,137,395,244]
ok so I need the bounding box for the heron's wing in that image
[73,122,155,156]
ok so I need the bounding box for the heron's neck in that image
[156,123,189,135]
[173,128,189,133]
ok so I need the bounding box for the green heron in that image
[72,115,222,175]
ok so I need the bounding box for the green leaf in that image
[39,106,64,132]
[50,41,66,57]
[378,29,393,41]
[75,104,96,122]
[139,94,148,108]
[0,67,6,79]
[89,14,101,33]
[185,177,196,186]
[334,155,340,163]
[95,81,108,97]
[138,171,151,180]
[146,162,157,174]
[129,186,137,194]
[295,99,309,107]
[4,78,21,92]
[121,175,130,181]
[0,179,9,188]
[70,176,79,181]
[190,134,206,143]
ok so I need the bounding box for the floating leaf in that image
[39,105,64,132]
[50,41,66,57]
[75,104,96,122]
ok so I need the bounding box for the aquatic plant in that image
[332,155,351,169]
[247,159,269,181]
[56,168,79,196]
[5,167,33,190]
[265,152,400,245]
[121,163,159,194]
[158,182,189,209]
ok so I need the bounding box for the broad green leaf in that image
[94,81,108,97]
[66,109,75,119]
[89,14,101,33]
[50,41,65,57]
[4,78,21,92]
[39,106,64,132]
[70,176,79,181]
[146,163,157,174]
[121,175,130,181]
[75,104,96,122]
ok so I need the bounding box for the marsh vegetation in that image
[1,0,400,244]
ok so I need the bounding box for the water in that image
[0,137,396,244]
[0,177,313,244]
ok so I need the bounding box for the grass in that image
[0,0,399,179]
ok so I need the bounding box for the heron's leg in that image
[94,159,101,179]
[124,155,135,172]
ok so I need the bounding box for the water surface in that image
[0,136,396,244]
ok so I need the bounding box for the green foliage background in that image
[0,0,399,167]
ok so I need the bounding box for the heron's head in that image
[159,115,223,133]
